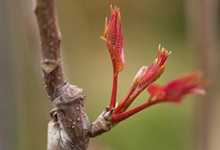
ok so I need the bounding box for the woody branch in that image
[34,0,118,149]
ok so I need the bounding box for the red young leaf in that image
[147,73,206,103]
[101,5,125,74]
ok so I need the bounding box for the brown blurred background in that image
[0,0,219,150]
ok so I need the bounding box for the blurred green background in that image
[0,0,219,150]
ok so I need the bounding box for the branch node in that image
[89,107,118,137]
[41,59,58,73]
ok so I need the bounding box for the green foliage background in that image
[0,0,219,150]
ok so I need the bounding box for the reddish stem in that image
[111,98,162,122]
[120,86,146,113]
[115,70,159,113]
[120,76,158,112]
[109,72,118,110]
[114,80,137,114]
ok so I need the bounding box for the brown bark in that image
[34,0,116,149]
[34,0,67,100]
[34,0,90,149]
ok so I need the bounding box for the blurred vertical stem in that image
[185,0,219,149]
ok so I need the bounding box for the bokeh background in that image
[0,0,219,150]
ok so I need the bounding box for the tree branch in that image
[35,0,67,100]
[34,0,91,149]
[34,0,115,149]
